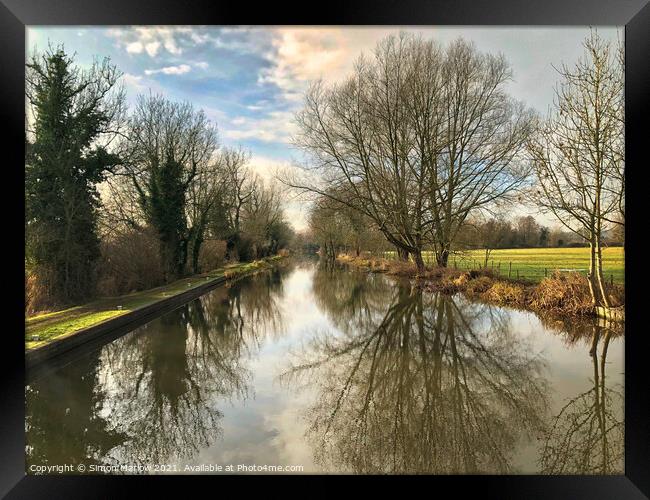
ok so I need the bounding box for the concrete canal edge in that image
[25,259,283,370]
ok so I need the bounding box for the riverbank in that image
[26,255,285,352]
[337,255,624,321]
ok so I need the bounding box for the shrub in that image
[465,276,494,295]
[385,260,418,276]
[482,281,529,306]
[96,227,164,296]
[199,239,227,272]
[530,271,593,315]
[25,265,59,314]
[607,284,625,307]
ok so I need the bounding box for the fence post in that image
[516,269,519,279]
[544,268,547,277]
[610,274,614,287]
[508,262,512,278]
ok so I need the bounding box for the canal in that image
[25,258,624,474]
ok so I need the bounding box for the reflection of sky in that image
[499,309,624,472]
[191,267,335,472]
[192,266,623,474]
[26,262,624,474]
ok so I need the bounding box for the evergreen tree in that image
[25,46,124,304]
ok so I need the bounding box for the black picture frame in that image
[1,1,648,497]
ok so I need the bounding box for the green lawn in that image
[25,257,282,350]
[387,247,624,284]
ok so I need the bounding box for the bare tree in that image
[527,31,624,308]
[428,39,536,267]
[241,177,285,258]
[122,94,218,281]
[291,34,445,272]
[308,194,359,260]
[474,216,512,267]
[292,33,534,271]
[186,155,226,274]
[221,148,253,236]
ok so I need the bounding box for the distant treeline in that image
[454,215,624,251]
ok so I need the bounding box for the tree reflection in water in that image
[538,323,624,474]
[25,267,287,468]
[282,264,551,474]
[25,352,128,469]
[25,260,623,473]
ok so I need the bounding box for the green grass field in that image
[387,247,624,284]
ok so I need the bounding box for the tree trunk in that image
[587,238,598,306]
[436,247,449,267]
[160,238,179,283]
[191,233,203,275]
[594,238,610,308]
[413,249,426,273]
[397,246,409,261]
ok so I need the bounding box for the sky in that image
[27,26,622,231]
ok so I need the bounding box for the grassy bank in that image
[381,247,624,284]
[26,256,284,350]
[338,254,624,318]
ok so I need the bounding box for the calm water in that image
[25,259,624,474]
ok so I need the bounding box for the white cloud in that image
[121,72,167,99]
[258,27,399,101]
[247,155,291,181]
[144,64,192,76]
[107,26,199,57]
[145,41,161,57]
[122,73,146,92]
[222,110,297,144]
[195,61,209,70]
[126,41,144,54]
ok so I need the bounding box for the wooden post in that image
[544,268,547,277]
[517,269,519,279]
[508,262,512,278]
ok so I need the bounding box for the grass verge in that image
[25,256,284,350]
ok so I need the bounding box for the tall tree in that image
[527,31,624,308]
[292,34,445,272]
[186,154,226,274]
[292,34,534,271]
[25,46,125,304]
[209,147,254,261]
[124,94,218,281]
[428,39,536,266]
